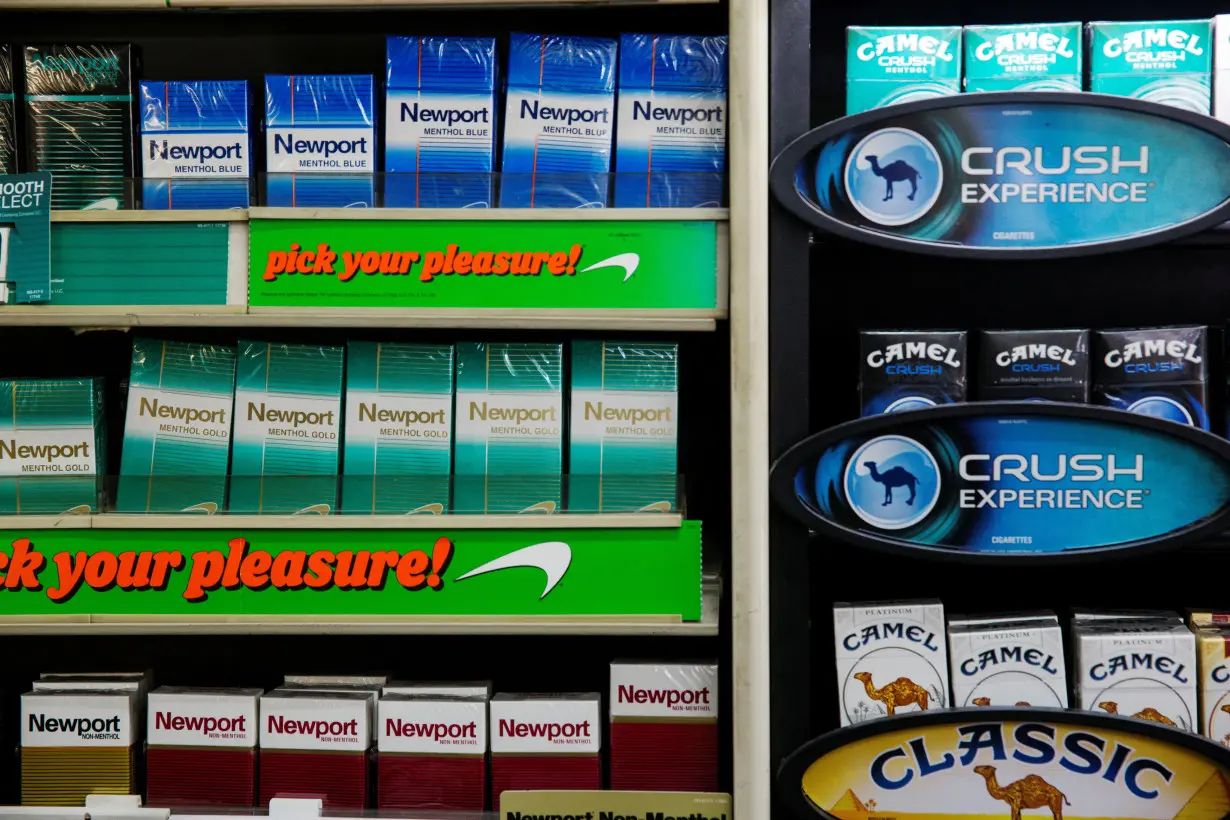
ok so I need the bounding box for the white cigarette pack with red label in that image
[378,695,487,811]
[610,662,718,791]
[259,690,372,809]
[490,694,601,797]
[147,687,261,807]
[383,681,492,699]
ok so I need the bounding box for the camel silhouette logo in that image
[844,127,943,227]
[843,434,941,530]
[1126,394,1195,426]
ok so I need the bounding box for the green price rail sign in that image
[0,523,702,619]
[248,218,719,309]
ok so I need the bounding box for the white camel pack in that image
[833,599,948,726]
[948,617,1068,709]
[1074,618,1197,732]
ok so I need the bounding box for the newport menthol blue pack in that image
[846,27,961,114]
[386,36,497,208]
[229,341,344,514]
[265,75,375,208]
[1089,20,1212,113]
[117,339,237,514]
[979,329,1090,403]
[615,34,727,208]
[501,34,618,208]
[141,81,250,210]
[1094,326,1210,429]
[859,330,966,416]
[963,23,1082,92]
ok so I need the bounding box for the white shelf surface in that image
[1,512,683,530]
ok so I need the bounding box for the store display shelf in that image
[250,207,728,221]
[50,210,249,223]
[1,0,716,7]
[3,512,683,530]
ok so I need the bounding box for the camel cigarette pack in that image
[384,681,492,698]
[1073,619,1198,732]
[1074,608,1182,623]
[614,34,728,207]
[455,342,563,513]
[230,341,344,515]
[609,662,718,792]
[490,694,601,794]
[0,379,106,515]
[146,687,260,807]
[1089,20,1212,113]
[833,600,949,727]
[963,23,1082,92]
[979,329,1090,402]
[1093,326,1209,430]
[259,690,373,809]
[948,618,1068,709]
[0,46,15,174]
[846,27,962,114]
[378,695,487,811]
[385,36,498,208]
[948,611,1058,629]
[21,690,138,805]
[343,342,454,514]
[265,74,375,208]
[24,44,135,210]
[500,34,617,208]
[117,339,237,514]
[1195,627,1230,744]
[860,330,967,416]
[570,341,678,513]
[140,80,250,210]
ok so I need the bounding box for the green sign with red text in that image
[0,523,702,618]
[248,219,719,309]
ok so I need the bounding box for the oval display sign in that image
[770,403,1230,561]
[779,709,1230,820]
[769,93,1230,257]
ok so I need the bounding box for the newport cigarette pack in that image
[378,695,487,810]
[259,690,373,808]
[490,694,601,794]
[21,690,138,805]
[147,687,260,807]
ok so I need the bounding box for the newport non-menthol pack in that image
[963,23,1082,92]
[570,341,678,512]
[259,689,373,809]
[343,342,454,514]
[378,695,488,811]
[846,26,961,114]
[117,339,237,514]
[146,687,261,807]
[25,44,135,210]
[1089,19,1212,113]
[229,341,344,514]
[1093,325,1210,429]
[490,694,601,793]
[501,33,618,208]
[859,330,967,416]
[615,34,728,208]
[21,690,138,806]
[948,617,1068,709]
[265,74,375,208]
[383,681,492,698]
[140,80,250,210]
[386,36,497,208]
[979,328,1090,402]
[0,379,105,514]
[455,342,563,513]
[0,45,15,174]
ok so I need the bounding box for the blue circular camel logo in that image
[884,395,937,414]
[844,435,941,531]
[1127,395,1194,426]
[844,128,943,227]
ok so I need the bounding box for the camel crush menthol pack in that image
[963,23,1082,92]
[948,616,1068,709]
[846,26,962,114]
[1089,19,1212,113]
[859,330,966,416]
[979,328,1090,402]
[833,599,949,727]
[1093,325,1209,430]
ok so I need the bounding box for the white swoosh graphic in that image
[580,252,640,282]
[81,198,120,211]
[455,541,572,599]
[182,502,218,515]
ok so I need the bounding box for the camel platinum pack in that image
[979,329,1090,402]
[833,599,948,727]
[860,330,966,416]
[1074,619,1197,732]
[948,617,1068,709]
[846,26,962,114]
[1093,325,1209,430]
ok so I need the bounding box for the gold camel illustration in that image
[1098,701,1176,726]
[854,671,929,715]
[1221,704,1230,715]
[973,697,1031,706]
[975,765,1069,820]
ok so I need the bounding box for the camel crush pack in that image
[833,600,949,727]
[1074,618,1198,732]
[1093,325,1209,430]
[846,26,962,114]
[948,615,1069,709]
[1089,19,1212,113]
[979,329,1090,402]
[859,330,967,416]
[963,23,1083,92]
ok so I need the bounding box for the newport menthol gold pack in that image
[948,617,1068,708]
[229,341,344,515]
[0,379,105,514]
[964,23,1082,92]
[117,339,236,514]
[569,341,677,512]
[846,26,961,114]
[1089,20,1212,113]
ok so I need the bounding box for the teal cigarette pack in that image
[964,23,1082,91]
[1089,19,1212,113]
[847,26,962,114]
